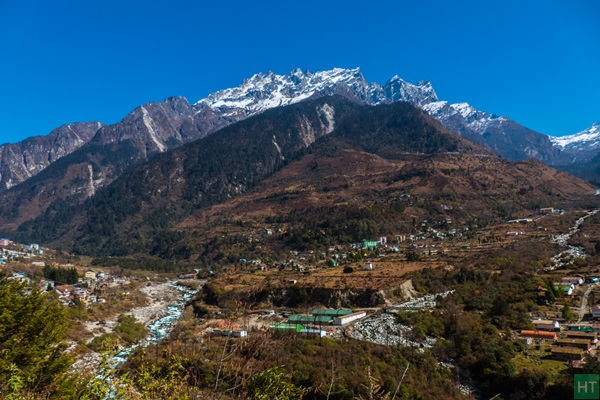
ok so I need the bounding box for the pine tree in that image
[0,279,96,397]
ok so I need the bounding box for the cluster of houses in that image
[521,317,600,362]
[54,269,118,307]
[3,267,122,308]
[547,275,597,296]
[269,308,367,337]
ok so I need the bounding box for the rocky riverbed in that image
[547,209,598,270]
[74,280,199,372]
[347,291,453,349]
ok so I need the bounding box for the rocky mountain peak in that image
[194,67,437,121]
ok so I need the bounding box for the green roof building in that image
[268,323,305,332]
[362,240,378,249]
[312,309,353,317]
[288,315,333,324]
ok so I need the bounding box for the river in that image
[109,282,197,365]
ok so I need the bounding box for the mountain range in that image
[9,96,596,259]
[2,68,598,194]
[0,67,598,254]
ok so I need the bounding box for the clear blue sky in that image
[0,0,598,144]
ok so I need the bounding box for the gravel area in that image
[347,313,435,348]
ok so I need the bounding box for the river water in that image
[95,282,197,397]
[109,282,197,364]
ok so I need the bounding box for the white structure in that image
[300,329,327,337]
[532,319,560,331]
[562,277,584,286]
[333,311,367,326]
[363,262,373,271]
[592,305,600,319]
[213,329,247,338]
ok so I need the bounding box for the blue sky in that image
[0,0,598,144]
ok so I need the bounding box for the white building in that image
[300,329,327,337]
[562,277,584,286]
[333,311,367,326]
[532,319,560,331]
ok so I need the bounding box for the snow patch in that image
[272,135,283,159]
[550,122,600,150]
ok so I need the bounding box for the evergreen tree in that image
[0,280,96,398]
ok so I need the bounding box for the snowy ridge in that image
[423,101,507,135]
[193,66,598,163]
[195,67,438,119]
[550,122,600,151]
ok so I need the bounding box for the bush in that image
[115,315,148,345]
[88,333,120,352]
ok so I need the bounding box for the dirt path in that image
[578,285,593,322]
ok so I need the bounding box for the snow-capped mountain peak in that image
[196,67,368,117]
[195,67,438,121]
[550,122,600,151]
[422,101,507,136]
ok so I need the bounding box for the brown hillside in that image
[177,150,596,230]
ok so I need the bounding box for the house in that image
[363,262,373,271]
[592,305,600,319]
[521,337,533,345]
[213,329,248,338]
[532,319,560,331]
[540,208,554,215]
[553,284,574,296]
[269,323,305,333]
[566,331,598,344]
[300,328,327,337]
[333,311,367,326]
[554,338,592,351]
[567,324,596,333]
[288,315,333,325]
[31,261,45,267]
[520,330,557,340]
[8,272,30,283]
[312,309,353,317]
[55,286,70,298]
[551,346,584,361]
[562,276,584,286]
[362,240,378,249]
[85,270,97,280]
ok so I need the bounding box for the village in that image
[2,206,600,380]
[1,238,133,309]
